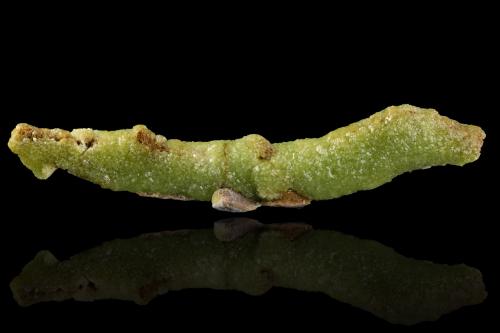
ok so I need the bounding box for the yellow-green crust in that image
[8,105,485,211]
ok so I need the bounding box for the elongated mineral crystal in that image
[8,105,485,211]
[10,219,486,325]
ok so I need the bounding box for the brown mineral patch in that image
[88,138,96,148]
[82,137,96,149]
[135,127,169,152]
[14,123,73,142]
[138,192,191,200]
[263,190,311,208]
[75,137,97,149]
[258,142,275,160]
[259,138,274,160]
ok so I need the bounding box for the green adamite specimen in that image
[11,219,487,325]
[8,105,485,211]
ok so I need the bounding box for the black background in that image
[2,5,498,330]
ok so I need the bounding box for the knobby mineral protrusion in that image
[10,219,487,325]
[8,105,485,211]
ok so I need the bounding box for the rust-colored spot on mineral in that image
[138,192,190,200]
[15,124,72,142]
[258,142,275,160]
[263,190,311,208]
[136,128,168,152]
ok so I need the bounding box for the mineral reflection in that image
[11,218,486,325]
